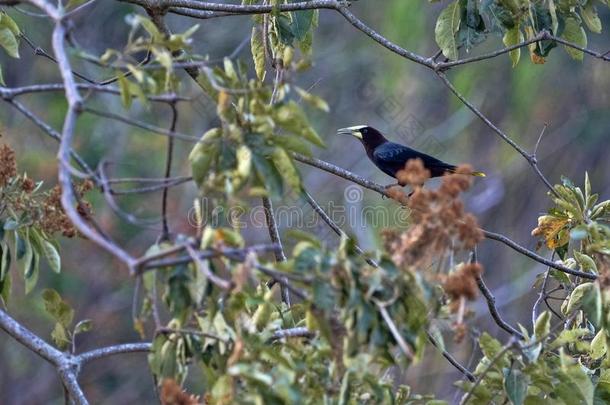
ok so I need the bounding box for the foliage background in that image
[1,0,609,403]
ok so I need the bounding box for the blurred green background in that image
[1,0,610,403]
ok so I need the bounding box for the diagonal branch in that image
[426,329,476,382]
[471,250,524,339]
[436,72,558,195]
[294,153,595,280]
[77,343,152,364]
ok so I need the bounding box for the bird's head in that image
[337,125,387,149]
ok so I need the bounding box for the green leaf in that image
[251,27,266,81]
[24,251,39,294]
[272,134,312,156]
[277,14,295,45]
[51,322,71,350]
[290,5,314,41]
[295,87,329,112]
[479,332,504,360]
[0,270,11,306]
[590,329,606,360]
[584,171,592,200]
[189,128,222,187]
[574,251,597,274]
[14,231,27,259]
[0,27,19,58]
[74,319,93,335]
[134,15,162,41]
[126,63,144,83]
[0,12,20,36]
[274,101,325,147]
[211,375,234,403]
[548,0,559,34]
[0,65,4,86]
[457,0,487,51]
[42,288,74,328]
[595,370,610,404]
[338,370,351,405]
[581,4,602,34]
[561,18,587,61]
[0,241,10,281]
[252,153,284,199]
[271,147,301,192]
[117,74,132,109]
[534,310,551,340]
[31,230,61,273]
[556,353,594,405]
[550,328,590,349]
[565,282,594,314]
[435,0,461,60]
[504,368,528,405]
[582,282,602,327]
[503,26,523,67]
[483,0,516,30]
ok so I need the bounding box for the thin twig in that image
[426,329,475,382]
[160,103,178,241]
[377,304,414,361]
[476,274,524,339]
[77,343,152,364]
[436,72,558,195]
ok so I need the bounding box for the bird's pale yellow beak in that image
[337,126,365,139]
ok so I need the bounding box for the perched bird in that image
[337,125,485,185]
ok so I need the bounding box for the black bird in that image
[337,125,485,185]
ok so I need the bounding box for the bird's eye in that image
[361,128,368,134]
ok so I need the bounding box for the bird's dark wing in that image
[372,142,455,178]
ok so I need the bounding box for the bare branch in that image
[118,0,347,14]
[77,343,152,364]
[82,107,200,142]
[186,245,234,290]
[0,83,187,103]
[426,329,475,382]
[482,230,595,280]
[160,103,178,241]
[475,275,524,339]
[377,304,414,361]
[49,5,136,269]
[0,308,64,365]
[301,188,379,268]
[436,72,558,195]
[270,327,315,341]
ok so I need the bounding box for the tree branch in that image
[426,329,475,382]
[77,343,152,364]
[476,275,524,339]
[295,153,594,280]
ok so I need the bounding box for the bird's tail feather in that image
[446,167,486,177]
